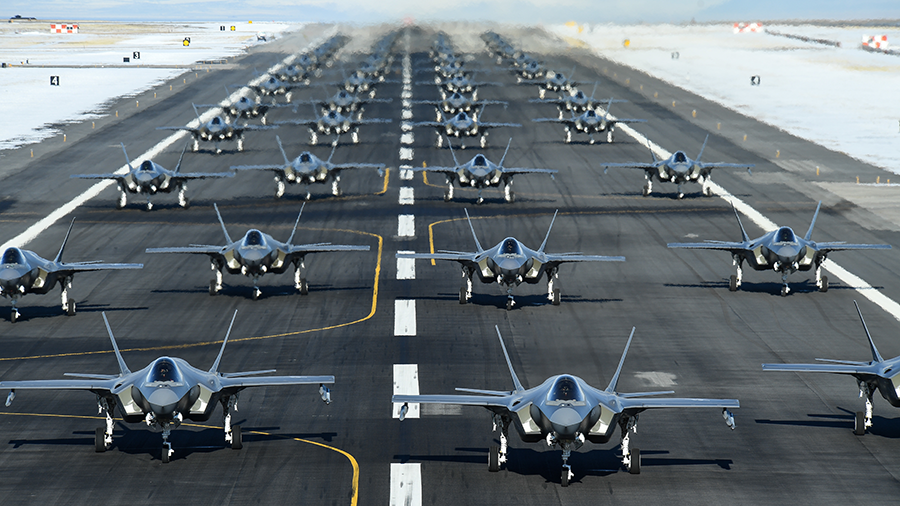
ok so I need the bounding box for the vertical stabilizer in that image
[696,134,709,161]
[275,135,291,165]
[804,201,822,241]
[854,301,884,363]
[538,210,559,253]
[102,312,131,375]
[173,142,189,174]
[732,204,750,243]
[209,310,239,374]
[120,143,134,172]
[446,135,461,167]
[464,209,484,253]
[54,218,76,263]
[495,326,524,392]
[497,138,513,168]
[286,202,305,245]
[213,203,233,244]
[606,327,636,393]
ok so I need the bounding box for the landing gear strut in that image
[444,177,455,202]
[61,277,75,316]
[547,269,561,305]
[619,414,640,474]
[177,183,189,208]
[730,256,743,292]
[459,268,473,304]
[856,380,875,435]
[642,176,652,197]
[274,176,286,198]
[546,432,584,486]
[295,259,309,295]
[209,262,223,295]
[223,395,242,449]
[503,180,514,203]
[488,413,510,472]
[116,185,128,209]
[815,264,828,292]
[95,396,115,452]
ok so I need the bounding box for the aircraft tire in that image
[854,412,866,435]
[552,288,561,305]
[781,286,789,297]
[629,448,641,474]
[459,287,467,304]
[506,191,515,203]
[642,187,650,197]
[488,444,500,472]
[506,299,513,311]
[252,288,260,301]
[300,279,309,295]
[444,192,452,202]
[561,468,569,487]
[729,275,738,292]
[820,275,828,292]
[66,299,76,316]
[10,311,16,323]
[209,281,218,296]
[232,425,243,450]
[95,427,106,453]
[162,448,170,464]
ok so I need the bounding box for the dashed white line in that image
[399,187,415,205]
[400,132,414,145]
[401,110,413,120]
[396,250,416,280]
[393,301,417,337]
[399,164,414,180]
[398,214,415,237]
[389,463,422,506]
[400,147,414,160]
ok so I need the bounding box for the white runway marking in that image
[389,463,422,506]
[615,120,900,323]
[400,147,414,160]
[399,164,414,180]
[399,187,414,205]
[392,363,420,416]
[635,371,677,387]
[401,109,413,120]
[397,250,416,280]
[0,30,337,252]
[394,300,417,336]
[400,132,414,145]
[398,214,415,237]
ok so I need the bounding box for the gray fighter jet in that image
[394,326,738,486]
[0,219,142,322]
[412,108,521,149]
[293,88,393,120]
[532,66,576,99]
[231,135,385,200]
[196,87,272,125]
[668,202,891,296]
[244,73,307,103]
[412,92,508,121]
[601,136,753,198]
[417,73,503,101]
[411,138,556,204]
[530,83,621,119]
[763,301,899,435]
[145,203,370,300]
[533,99,646,145]
[1,311,333,462]
[397,210,623,309]
[72,143,233,210]
[157,104,277,153]
[276,105,391,145]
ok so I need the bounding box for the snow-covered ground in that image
[0,21,302,150]
[551,23,900,174]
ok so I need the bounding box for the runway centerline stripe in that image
[397,251,416,280]
[389,463,422,506]
[0,30,338,252]
[399,187,414,205]
[394,300,416,336]
[398,214,415,237]
[614,119,900,321]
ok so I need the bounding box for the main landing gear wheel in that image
[444,192,452,202]
[561,468,570,487]
[506,298,514,311]
[162,446,170,463]
[677,192,685,200]
[781,286,789,297]
[819,275,829,292]
[300,279,309,295]
[95,427,107,453]
[854,411,866,435]
[729,275,738,292]
[552,288,561,306]
[252,287,261,301]
[642,186,650,197]
[209,281,219,296]
[10,311,17,323]
[628,448,641,474]
[231,425,243,450]
[66,298,76,316]
[459,287,467,304]
[488,444,500,472]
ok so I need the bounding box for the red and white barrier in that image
[862,35,888,50]
[49,24,79,34]
[733,22,762,34]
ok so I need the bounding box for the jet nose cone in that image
[146,388,179,415]
[240,249,267,263]
[0,267,24,288]
[549,407,583,436]
[496,257,524,271]
[772,245,801,260]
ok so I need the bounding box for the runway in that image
[0,23,899,505]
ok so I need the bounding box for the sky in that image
[4,0,900,25]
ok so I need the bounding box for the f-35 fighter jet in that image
[601,136,753,199]
[145,203,370,300]
[1,311,334,463]
[533,99,646,145]
[0,219,142,322]
[394,326,738,486]
[410,138,556,204]
[668,202,890,296]
[413,108,520,149]
[157,104,277,153]
[72,143,233,210]
[397,210,623,309]
[231,135,385,200]
[276,105,391,145]
[763,301,899,436]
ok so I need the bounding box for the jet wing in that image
[156,126,198,133]
[55,262,143,273]
[600,162,656,170]
[532,118,572,125]
[698,162,755,169]
[234,124,279,133]
[410,165,458,174]
[543,253,626,263]
[618,396,740,412]
[396,251,478,262]
[392,393,512,408]
[70,173,125,181]
[287,244,370,254]
[230,164,283,171]
[410,121,443,128]
[500,167,558,175]
[220,375,335,390]
[813,242,891,253]
[610,118,647,124]
[174,172,235,180]
[667,241,749,253]
[333,163,386,171]
[145,246,224,255]
[275,119,318,128]
[762,362,878,376]
[479,122,523,129]
[0,378,117,392]
[355,118,392,125]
